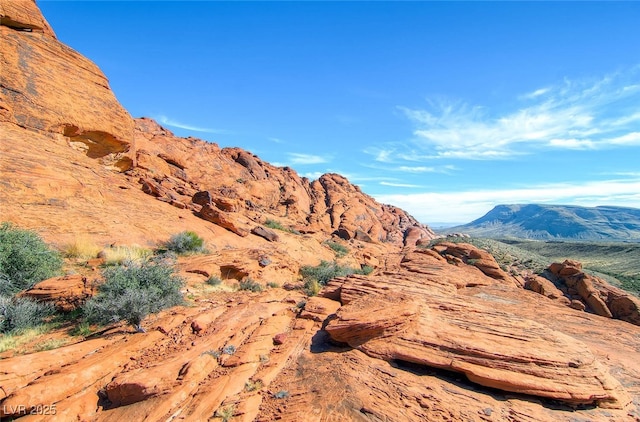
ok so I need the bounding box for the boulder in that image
[197,204,248,237]
[19,274,92,312]
[251,226,279,242]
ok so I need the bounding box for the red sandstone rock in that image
[19,274,93,312]
[1,1,135,171]
[549,260,640,325]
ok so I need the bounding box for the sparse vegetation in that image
[238,278,263,292]
[0,324,55,353]
[325,240,349,257]
[300,260,371,296]
[0,295,55,334]
[163,231,206,255]
[0,222,63,295]
[245,379,263,392]
[34,338,69,352]
[69,321,93,337]
[100,245,153,266]
[264,219,299,234]
[266,281,279,288]
[64,236,102,259]
[222,344,236,355]
[214,404,235,422]
[206,276,222,286]
[273,390,290,399]
[202,349,221,358]
[83,258,183,332]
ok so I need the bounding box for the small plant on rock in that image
[222,344,237,355]
[164,231,206,255]
[238,278,263,292]
[206,276,222,286]
[325,240,349,258]
[245,379,263,392]
[273,390,290,399]
[214,404,235,422]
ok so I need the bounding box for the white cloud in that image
[374,177,640,225]
[287,153,330,165]
[393,67,640,160]
[155,115,229,134]
[268,137,284,144]
[380,181,423,188]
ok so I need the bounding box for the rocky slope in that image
[443,204,640,241]
[2,2,640,422]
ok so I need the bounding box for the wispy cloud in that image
[380,181,423,188]
[287,153,331,165]
[268,137,285,144]
[391,67,640,160]
[375,177,640,224]
[155,115,230,134]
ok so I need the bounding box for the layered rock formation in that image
[2,2,640,422]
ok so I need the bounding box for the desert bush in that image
[273,390,290,399]
[215,405,235,422]
[325,240,349,257]
[300,261,356,286]
[245,379,263,392]
[222,344,236,355]
[84,259,183,332]
[0,222,63,295]
[238,278,263,292]
[164,231,206,255]
[206,276,222,286]
[0,295,55,334]
[301,261,373,296]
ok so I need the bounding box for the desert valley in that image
[1,1,640,421]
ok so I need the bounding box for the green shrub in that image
[264,219,299,235]
[84,259,183,332]
[0,295,54,334]
[325,241,349,258]
[215,405,235,422]
[301,261,373,296]
[164,231,206,255]
[0,222,63,295]
[238,278,263,292]
[300,261,356,286]
[206,276,222,286]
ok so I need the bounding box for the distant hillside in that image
[443,204,640,241]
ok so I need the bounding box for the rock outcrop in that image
[1,0,135,171]
[548,259,640,325]
[18,274,94,312]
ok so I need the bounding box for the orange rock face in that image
[18,274,94,312]
[1,0,135,171]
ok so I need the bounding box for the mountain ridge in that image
[444,203,640,241]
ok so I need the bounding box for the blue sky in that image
[39,1,640,225]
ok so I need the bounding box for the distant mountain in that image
[442,204,640,241]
